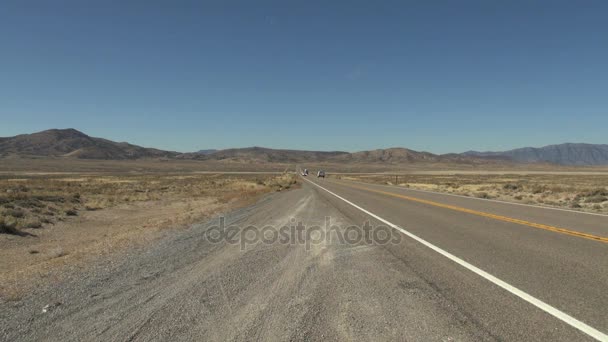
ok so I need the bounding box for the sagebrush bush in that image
[0,216,21,235]
[585,195,607,203]
[4,208,25,218]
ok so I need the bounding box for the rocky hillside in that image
[0,129,178,159]
[463,143,608,166]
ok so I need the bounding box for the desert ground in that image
[0,167,297,300]
[1,158,607,341]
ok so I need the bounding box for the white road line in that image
[338,178,608,217]
[304,178,608,341]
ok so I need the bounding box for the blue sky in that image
[1,1,607,153]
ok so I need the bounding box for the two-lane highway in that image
[304,175,608,341]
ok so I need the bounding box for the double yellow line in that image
[335,181,608,244]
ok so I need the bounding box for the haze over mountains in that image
[464,144,608,166]
[0,129,606,166]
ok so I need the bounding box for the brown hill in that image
[334,148,438,163]
[0,129,178,159]
[196,146,501,165]
[194,147,349,163]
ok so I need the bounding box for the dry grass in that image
[334,173,608,214]
[0,172,298,236]
[0,157,292,173]
[0,171,298,300]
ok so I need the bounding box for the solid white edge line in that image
[304,178,608,342]
[339,178,608,218]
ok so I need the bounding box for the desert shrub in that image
[514,195,523,200]
[0,216,21,235]
[581,188,608,197]
[15,184,29,192]
[24,219,42,229]
[530,185,545,194]
[4,208,25,218]
[475,192,490,199]
[548,185,567,193]
[503,183,520,191]
[65,209,78,216]
[33,195,65,202]
[585,195,607,203]
[16,199,43,208]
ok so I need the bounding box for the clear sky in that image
[1,1,607,153]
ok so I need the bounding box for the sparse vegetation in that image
[0,172,298,234]
[0,216,21,235]
[335,173,608,213]
[474,192,490,199]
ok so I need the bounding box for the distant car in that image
[317,170,325,178]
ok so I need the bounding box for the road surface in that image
[1,175,607,341]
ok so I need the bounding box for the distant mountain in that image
[4,129,603,166]
[195,146,498,165]
[0,129,178,159]
[195,149,218,155]
[0,129,503,164]
[463,143,608,165]
[333,148,438,163]
[200,147,350,163]
[329,147,484,164]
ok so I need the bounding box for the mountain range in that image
[0,129,606,165]
[463,143,608,166]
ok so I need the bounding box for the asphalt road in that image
[1,176,607,341]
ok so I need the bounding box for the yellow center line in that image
[330,180,608,244]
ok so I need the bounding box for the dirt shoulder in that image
[0,172,298,300]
